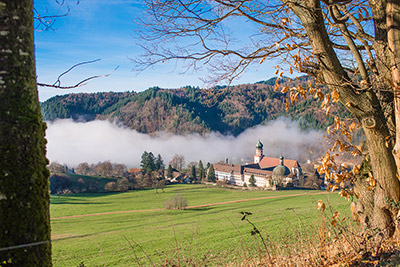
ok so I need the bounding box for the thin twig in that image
[37,62,119,89]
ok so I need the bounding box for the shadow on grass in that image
[184,207,214,211]
[51,201,108,205]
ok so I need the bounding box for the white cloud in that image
[45,118,323,167]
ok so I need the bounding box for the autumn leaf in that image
[331,90,339,102]
[281,86,289,94]
[317,200,326,211]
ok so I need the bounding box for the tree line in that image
[48,152,218,195]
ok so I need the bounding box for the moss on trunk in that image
[0,1,52,266]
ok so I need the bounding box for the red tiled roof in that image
[128,168,142,173]
[258,157,300,169]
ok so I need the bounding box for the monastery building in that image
[213,141,302,188]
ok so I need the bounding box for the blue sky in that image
[34,0,278,101]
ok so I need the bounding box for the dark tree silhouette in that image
[0,1,51,265]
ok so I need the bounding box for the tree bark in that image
[387,0,400,176]
[0,1,52,266]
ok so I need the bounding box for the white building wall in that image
[215,171,229,181]
[244,174,271,188]
[232,174,243,186]
[215,171,243,186]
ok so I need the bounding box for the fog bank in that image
[45,119,323,167]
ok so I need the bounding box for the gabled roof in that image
[213,163,242,173]
[258,157,300,169]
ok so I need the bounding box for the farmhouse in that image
[213,141,302,188]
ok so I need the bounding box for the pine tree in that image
[190,165,197,182]
[249,174,256,187]
[140,151,156,175]
[155,154,165,171]
[207,165,216,182]
[147,152,156,172]
[198,160,205,180]
[167,164,173,179]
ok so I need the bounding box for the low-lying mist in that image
[45,118,324,168]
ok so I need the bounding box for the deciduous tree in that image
[136,0,400,236]
[95,161,113,177]
[169,154,185,171]
[48,161,64,174]
[75,162,90,175]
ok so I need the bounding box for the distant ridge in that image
[40,77,349,136]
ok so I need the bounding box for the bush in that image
[104,181,117,192]
[164,193,188,209]
[56,189,72,196]
[117,177,130,192]
[50,174,71,194]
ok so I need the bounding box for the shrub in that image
[164,193,188,209]
[104,181,117,192]
[117,177,130,192]
[49,174,71,194]
[56,189,72,196]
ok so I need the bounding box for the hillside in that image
[41,91,134,121]
[41,77,349,135]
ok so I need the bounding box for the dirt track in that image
[51,191,329,220]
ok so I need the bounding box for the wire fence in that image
[0,233,94,252]
[0,240,50,252]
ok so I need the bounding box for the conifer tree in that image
[207,165,216,182]
[140,151,156,175]
[167,164,173,179]
[198,160,205,181]
[190,165,197,182]
[155,154,165,171]
[0,1,51,265]
[249,174,256,187]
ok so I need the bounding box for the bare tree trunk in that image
[387,0,400,175]
[0,1,52,266]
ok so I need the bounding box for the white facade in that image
[215,170,244,186]
[243,173,271,188]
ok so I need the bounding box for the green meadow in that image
[50,184,351,266]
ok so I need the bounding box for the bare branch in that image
[37,60,119,89]
[33,0,71,31]
[52,59,101,87]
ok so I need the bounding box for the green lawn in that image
[50,184,352,266]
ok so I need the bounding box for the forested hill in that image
[40,77,348,136]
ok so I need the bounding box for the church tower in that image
[254,140,264,163]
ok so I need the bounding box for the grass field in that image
[50,184,352,266]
